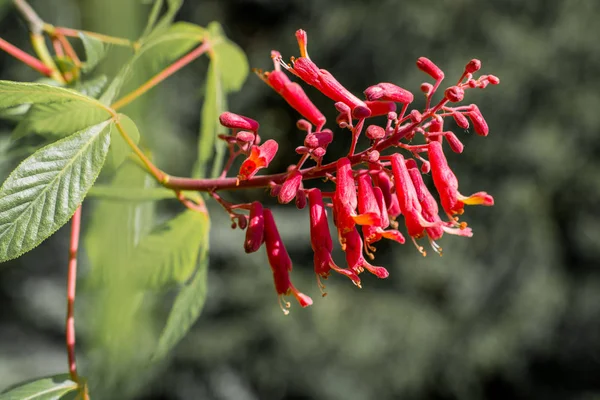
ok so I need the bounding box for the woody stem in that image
[66,206,81,386]
[162,102,448,193]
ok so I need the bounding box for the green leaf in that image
[140,0,164,39]
[140,0,184,43]
[100,22,205,106]
[195,62,222,178]
[106,114,140,170]
[208,22,249,93]
[84,161,158,391]
[153,228,210,361]
[0,119,112,262]
[12,102,111,140]
[123,209,209,289]
[0,80,105,110]
[0,374,77,400]
[79,33,107,73]
[75,75,108,98]
[194,22,248,178]
[85,159,157,284]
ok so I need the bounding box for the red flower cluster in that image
[217,30,499,313]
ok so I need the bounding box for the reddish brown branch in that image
[66,205,82,385]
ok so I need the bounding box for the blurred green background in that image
[1,0,600,399]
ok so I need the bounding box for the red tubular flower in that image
[465,59,482,74]
[408,166,472,243]
[304,130,333,149]
[264,67,327,131]
[365,100,397,117]
[219,111,259,132]
[363,82,414,104]
[357,172,405,254]
[390,154,438,241]
[444,86,464,103]
[416,57,445,81]
[366,125,386,140]
[428,141,494,216]
[238,139,278,180]
[452,111,469,129]
[263,208,313,313]
[308,189,361,291]
[278,170,303,204]
[372,170,401,220]
[467,104,489,136]
[244,201,265,253]
[288,30,371,119]
[333,158,378,235]
[341,227,389,278]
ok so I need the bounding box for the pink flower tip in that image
[219,111,259,132]
[416,57,444,81]
[465,59,482,74]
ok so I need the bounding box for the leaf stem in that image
[52,26,135,48]
[0,36,53,76]
[115,119,168,183]
[13,0,44,34]
[66,205,81,386]
[111,40,210,111]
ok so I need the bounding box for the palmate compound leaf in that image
[195,21,248,178]
[0,374,78,400]
[0,119,112,262]
[153,220,210,361]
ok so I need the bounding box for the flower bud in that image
[244,201,264,253]
[416,57,444,81]
[409,109,422,123]
[236,130,255,142]
[452,112,469,129]
[295,189,307,209]
[467,105,489,136]
[365,124,386,140]
[312,147,326,158]
[420,82,433,95]
[487,74,500,85]
[364,82,414,104]
[444,131,464,153]
[278,170,303,204]
[367,150,380,163]
[296,119,312,132]
[305,129,334,149]
[404,158,418,169]
[219,111,259,132]
[444,86,464,103]
[465,59,481,74]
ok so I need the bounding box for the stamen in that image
[428,237,443,256]
[278,295,291,315]
[411,236,427,257]
[316,275,327,297]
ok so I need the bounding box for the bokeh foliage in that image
[1,0,600,399]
